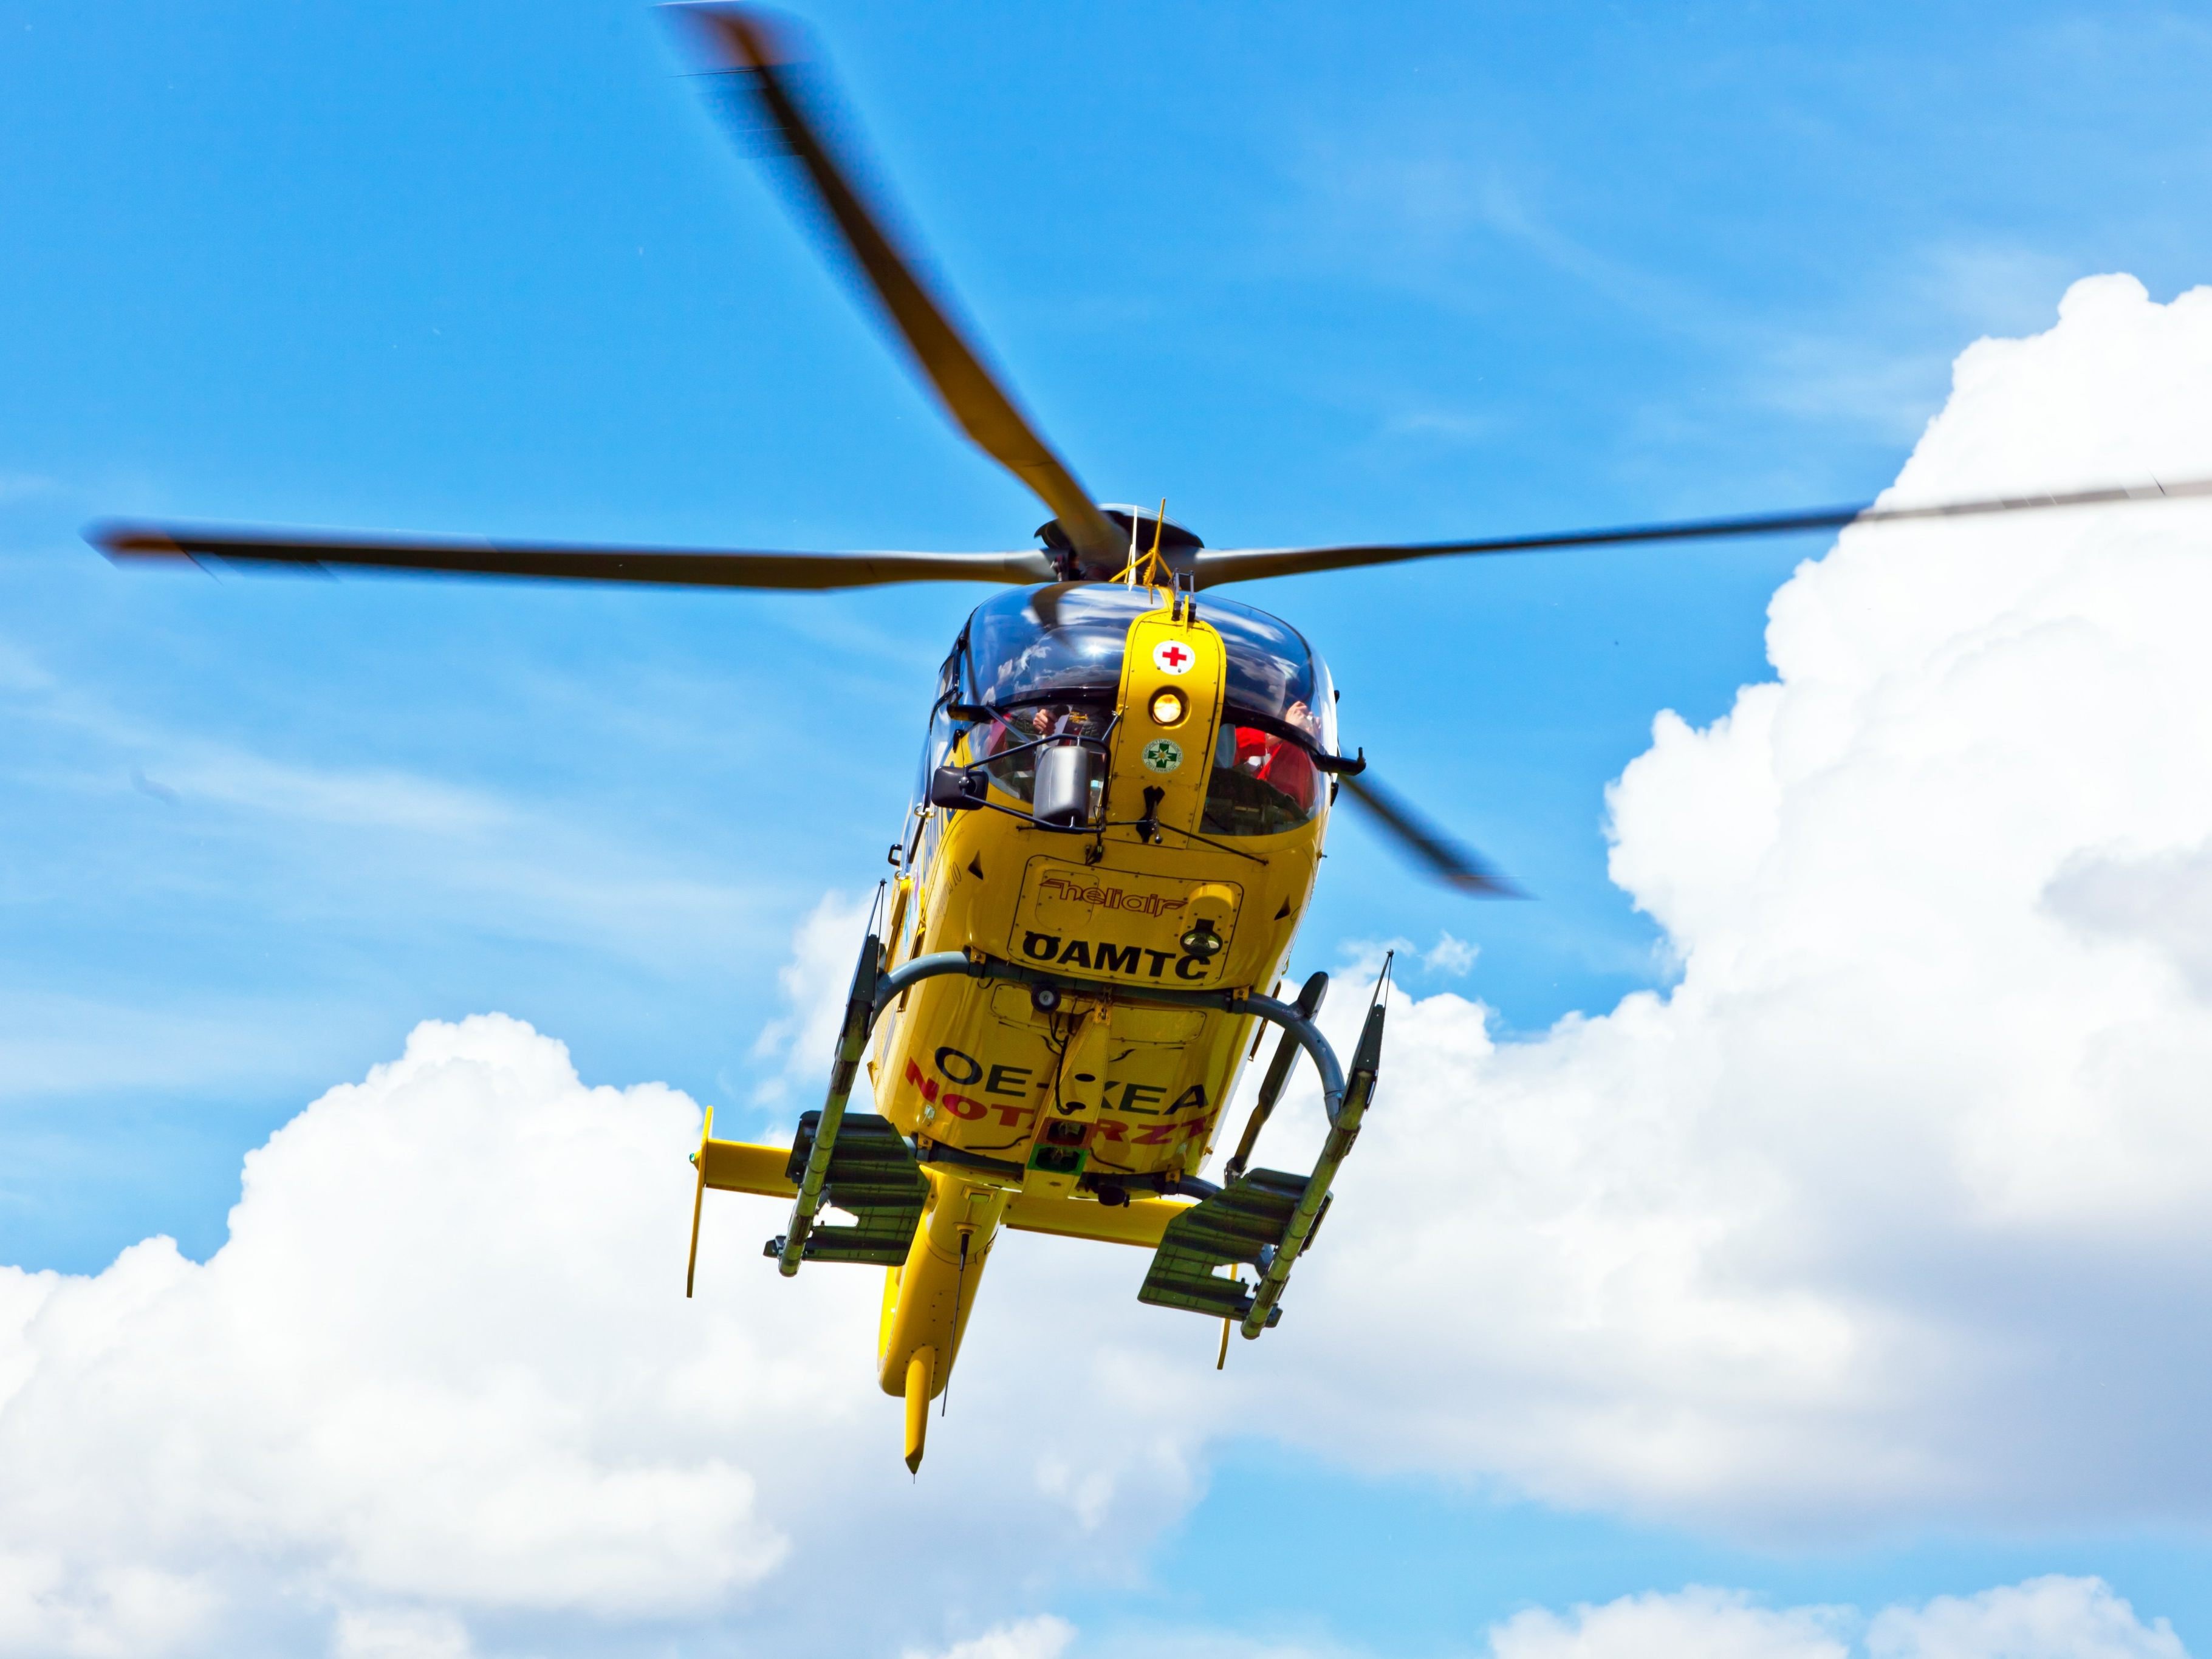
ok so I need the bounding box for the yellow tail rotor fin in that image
[686,1106,712,1298]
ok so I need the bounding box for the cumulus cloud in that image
[1256,275,2212,1532]
[1072,1630,1352,1659]
[1866,1576,2186,1659]
[0,1011,1214,1657]
[903,1615,1075,1659]
[749,890,881,1110]
[1424,932,1479,975]
[1486,1577,2177,1659]
[1490,1586,1849,1659]
[330,1608,478,1659]
[1027,1576,2180,1659]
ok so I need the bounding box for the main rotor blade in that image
[668,5,1124,570]
[1191,475,2212,587]
[88,521,1055,589]
[1339,773,1523,898]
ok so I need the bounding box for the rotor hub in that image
[1036,505,1204,581]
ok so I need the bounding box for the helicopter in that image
[87,6,2212,1472]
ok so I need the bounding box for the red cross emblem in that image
[1152,640,1194,676]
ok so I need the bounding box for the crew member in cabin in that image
[1230,698,1320,818]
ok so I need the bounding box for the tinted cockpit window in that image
[964,584,1151,708]
[1202,717,1326,836]
[1208,604,1334,751]
[962,584,1334,740]
[955,583,1337,838]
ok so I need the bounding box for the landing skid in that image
[692,934,1387,1344]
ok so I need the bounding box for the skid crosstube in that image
[764,1110,928,1266]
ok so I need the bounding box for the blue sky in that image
[6,2,2212,1655]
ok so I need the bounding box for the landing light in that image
[1149,688,1186,726]
[1179,918,1224,959]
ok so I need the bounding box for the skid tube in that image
[777,942,1385,1339]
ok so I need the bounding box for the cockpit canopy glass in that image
[959,583,1337,753]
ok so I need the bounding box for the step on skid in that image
[1137,1168,1313,1325]
[763,1110,928,1265]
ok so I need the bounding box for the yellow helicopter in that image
[89,6,2212,1471]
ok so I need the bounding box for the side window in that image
[913,700,964,806]
[1201,719,1323,836]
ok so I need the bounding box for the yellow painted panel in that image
[699,1138,798,1198]
[1111,601,1225,836]
[1004,1191,1190,1248]
[878,1169,1006,1398]
[1007,855,1243,991]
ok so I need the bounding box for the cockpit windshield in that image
[964,584,1142,708]
[960,584,1337,752]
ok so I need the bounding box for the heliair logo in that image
[1141,738,1183,773]
[1036,873,1190,917]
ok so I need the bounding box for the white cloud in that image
[1490,1587,1849,1659]
[2044,836,2212,997]
[0,1005,1217,1656]
[1073,1630,1350,1659]
[750,890,881,1110]
[904,1615,1075,1659]
[1334,931,1476,982]
[1242,275,2212,1533]
[1031,1577,2182,1659]
[330,1607,477,1659]
[0,1017,792,1650]
[1423,931,1478,975]
[1867,1576,2185,1659]
[1482,1578,2178,1659]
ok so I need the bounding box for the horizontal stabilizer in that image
[698,1137,798,1197]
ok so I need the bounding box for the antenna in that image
[1123,501,1173,589]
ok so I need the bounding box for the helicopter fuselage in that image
[870,584,1329,1406]
[689,577,1355,1466]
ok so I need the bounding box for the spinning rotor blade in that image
[1340,773,1522,898]
[89,521,1054,589]
[668,5,1124,569]
[1191,476,2212,587]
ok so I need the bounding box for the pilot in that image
[978,703,1092,759]
[1029,705,1094,739]
[1231,699,1319,811]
